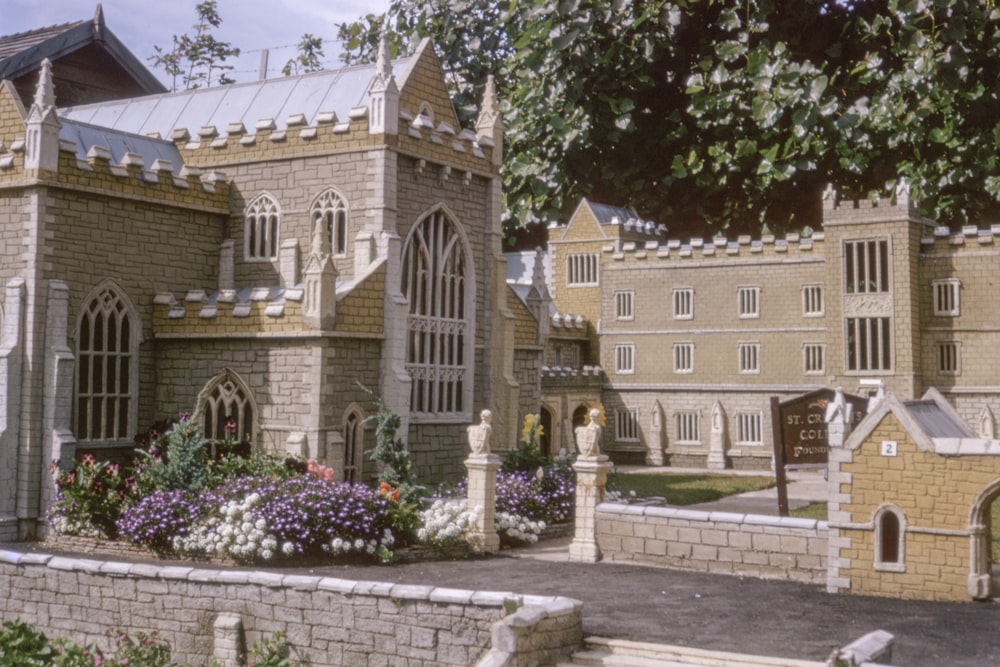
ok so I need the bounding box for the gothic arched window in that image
[401,210,473,418]
[75,283,138,443]
[245,194,280,260]
[343,407,365,483]
[311,189,348,256]
[199,370,256,443]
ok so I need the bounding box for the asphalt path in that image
[302,546,1000,667]
[4,538,999,666]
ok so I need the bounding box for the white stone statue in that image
[575,408,603,457]
[467,409,492,455]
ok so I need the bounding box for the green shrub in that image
[48,454,135,539]
[0,619,54,666]
[362,385,425,505]
[134,416,211,495]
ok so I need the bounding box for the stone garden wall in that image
[595,503,828,583]
[0,548,582,667]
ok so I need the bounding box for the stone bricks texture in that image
[0,38,542,539]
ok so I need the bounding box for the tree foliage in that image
[337,0,1000,237]
[283,34,326,76]
[149,0,240,91]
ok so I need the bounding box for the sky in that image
[2,0,392,85]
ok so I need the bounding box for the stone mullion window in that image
[737,286,760,318]
[201,373,256,443]
[615,409,640,442]
[802,284,824,316]
[566,253,599,286]
[673,288,693,319]
[803,343,825,374]
[403,211,469,418]
[245,195,280,260]
[311,189,349,256]
[846,317,892,371]
[932,279,960,317]
[76,286,135,443]
[675,411,700,444]
[735,412,763,445]
[844,239,889,294]
[343,409,364,483]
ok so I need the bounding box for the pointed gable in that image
[396,39,461,133]
[555,198,613,242]
[0,78,27,132]
[0,5,166,109]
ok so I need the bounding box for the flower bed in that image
[46,413,577,566]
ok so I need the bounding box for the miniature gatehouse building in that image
[0,11,544,540]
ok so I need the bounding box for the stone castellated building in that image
[543,186,1000,469]
[0,18,546,539]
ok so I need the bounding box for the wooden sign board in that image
[770,388,867,515]
[778,388,867,465]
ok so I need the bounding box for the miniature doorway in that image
[539,406,553,458]
[967,478,1000,599]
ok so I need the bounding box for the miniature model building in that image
[827,388,1000,601]
[544,189,1000,469]
[0,14,544,540]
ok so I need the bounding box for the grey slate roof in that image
[58,118,185,177]
[60,58,411,140]
[589,201,639,225]
[903,399,974,439]
[0,6,165,95]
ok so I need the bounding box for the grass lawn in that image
[790,501,828,520]
[607,472,775,506]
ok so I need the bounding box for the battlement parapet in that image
[70,144,226,203]
[820,181,924,224]
[153,285,304,336]
[603,230,825,263]
[167,105,494,173]
[550,312,588,333]
[1,134,230,207]
[541,365,604,380]
[919,223,1000,251]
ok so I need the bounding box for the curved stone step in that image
[558,637,825,667]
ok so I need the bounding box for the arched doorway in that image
[968,478,1000,599]
[539,406,553,458]
[572,404,589,429]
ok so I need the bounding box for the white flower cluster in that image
[495,511,546,544]
[416,499,483,546]
[325,528,395,557]
[173,493,279,561]
[50,515,104,538]
[604,488,637,505]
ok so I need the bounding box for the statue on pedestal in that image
[575,408,603,458]
[467,409,492,455]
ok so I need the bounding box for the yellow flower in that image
[520,414,542,444]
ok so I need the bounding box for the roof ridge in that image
[0,20,86,42]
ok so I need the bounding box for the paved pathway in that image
[300,470,999,667]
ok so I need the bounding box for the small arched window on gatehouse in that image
[874,504,906,573]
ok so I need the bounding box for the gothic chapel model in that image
[0,11,545,540]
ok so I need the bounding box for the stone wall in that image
[596,503,828,583]
[0,548,582,667]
